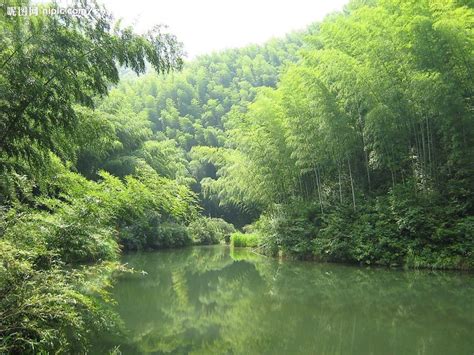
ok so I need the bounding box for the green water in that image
[107,246,473,354]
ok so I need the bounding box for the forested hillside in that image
[0,0,473,353]
[101,0,473,269]
[196,0,474,268]
[81,33,305,224]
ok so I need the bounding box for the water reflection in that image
[110,246,473,354]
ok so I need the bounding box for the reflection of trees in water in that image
[112,246,474,354]
[113,246,264,353]
[253,260,474,355]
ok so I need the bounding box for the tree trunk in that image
[347,157,356,211]
[338,163,343,204]
[314,167,324,215]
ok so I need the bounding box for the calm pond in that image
[102,245,473,354]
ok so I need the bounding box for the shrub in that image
[119,211,192,250]
[151,222,192,249]
[0,240,122,354]
[46,205,120,264]
[257,202,319,257]
[1,205,119,266]
[255,182,473,269]
[100,166,197,251]
[187,217,236,245]
[313,207,355,262]
[0,161,199,353]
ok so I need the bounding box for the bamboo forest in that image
[0,0,473,354]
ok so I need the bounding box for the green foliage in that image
[90,33,306,224]
[0,0,183,168]
[1,0,473,352]
[294,182,472,269]
[200,0,474,269]
[187,217,236,245]
[121,217,192,250]
[0,157,199,352]
[258,202,320,257]
[231,232,261,248]
[0,0,200,352]
[253,186,473,269]
[0,240,123,354]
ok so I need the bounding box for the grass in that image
[231,232,261,248]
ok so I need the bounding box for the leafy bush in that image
[119,211,193,250]
[32,162,198,253]
[0,160,199,352]
[0,240,122,354]
[313,207,355,262]
[187,217,236,245]
[105,165,197,251]
[257,202,319,257]
[1,204,119,266]
[256,183,473,269]
[231,232,261,247]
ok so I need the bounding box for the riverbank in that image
[235,189,474,271]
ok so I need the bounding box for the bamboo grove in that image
[193,0,474,267]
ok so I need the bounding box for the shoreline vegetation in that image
[0,0,472,353]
